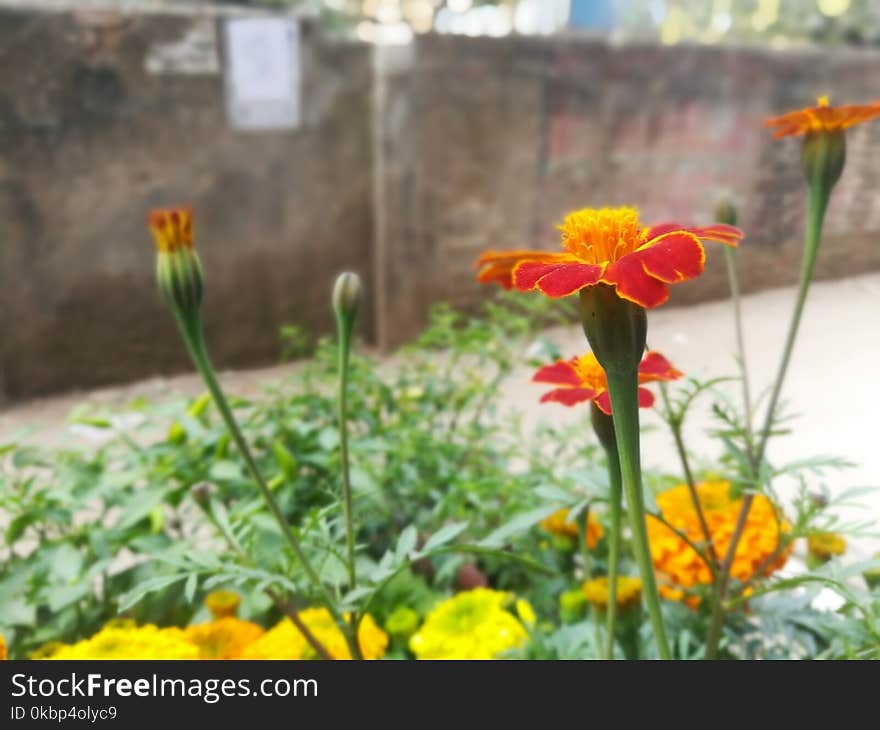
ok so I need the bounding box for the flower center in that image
[559,206,644,264]
[571,352,609,390]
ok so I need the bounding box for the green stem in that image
[335,314,362,660]
[604,368,671,659]
[173,312,342,625]
[723,246,756,465]
[603,448,622,660]
[755,181,831,465]
[705,180,833,660]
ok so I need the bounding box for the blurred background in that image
[1,0,880,402]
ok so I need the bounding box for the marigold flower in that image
[534,350,682,414]
[241,609,387,660]
[205,590,241,619]
[539,508,604,549]
[185,618,264,659]
[647,481,792,607]
[409,588,529,660]
[476,206,742,309]
[149,206,203,314]
[582,575,642,612]
[807,532,847,563]
[38,624,200,660]
[764,96,880,139]
[148,207,194,252]
[0,633,6,660]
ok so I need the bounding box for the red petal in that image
[594,391,612,415]
[638,351,682,382]
[516,261,604,298]
[636,231,705,284]
[534,263,604,298]
[686,224,743,247]
[533,360,582,387]
[637,387,656,409]
[540,387,597,407]
[601,256,669,309]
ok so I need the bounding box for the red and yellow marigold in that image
[533,350,681,414]
[476,206,742,309]
[764,95,880,139]
[647,481,791,606]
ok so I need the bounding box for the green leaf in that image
[209,460,243,482]
[478,505,558,548]
[421,522,468,553]
[396,525,418,560]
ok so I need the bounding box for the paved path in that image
[3,273,879,558]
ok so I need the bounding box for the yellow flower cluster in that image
[35,592,387,661]
[39,623,201,660]
[647,481,791,606]
[581,576,642,612]
[540,508,604,549]
[408,588,531,660]
[242,609,388,660]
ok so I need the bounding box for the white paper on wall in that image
[223,17,300,132]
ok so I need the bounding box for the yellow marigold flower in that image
[408,588,529,660]
[515,599,536,627]
[807,533,847,562]
[581,576,642,612]
[0,633,6,660]
[205,590,241,619]
[242,609,387,660]
[39,624,199,660]
[647,481,792,608]
[539,508,604,549]
[185,618,264,660]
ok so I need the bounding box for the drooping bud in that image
[149,207,203,315]
[590,401,617,454]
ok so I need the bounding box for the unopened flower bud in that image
[149,207,203,315]
[715,198,738,227]
[332,272,362,324]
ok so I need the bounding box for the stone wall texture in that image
[3,6,880,402]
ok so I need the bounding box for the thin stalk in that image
[173,312,342,625]
[705,181,833,659]
[335,315,362,660]
[604,368,671,659]
[723,246,756,464]
[659,384,719,570]
[603,448,622,660]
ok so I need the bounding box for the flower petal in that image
[515,260,604,298]
[475,250,569,289]
[594,391,612,415]
[637,387,655,409]
[601,256,670,309]
[533,360,582,387]
[643,222,743,247]
[540,387,598,407]
[636,231,705,284]
[638,351,683,383]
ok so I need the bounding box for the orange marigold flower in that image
[582,575,642,612]
[647,481,792,608]
[533,350,682,414]
[475,206,742,309]
[148,207,193,252]
[540,508,604,549]
[0,633,6,660]
[185,618,264,660]
[764,95,880,139]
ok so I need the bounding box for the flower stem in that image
[173,311,342,625]
[335,311,362,660]
[604,368,671,659]
[704,179,833,660]
[603,448,622,660]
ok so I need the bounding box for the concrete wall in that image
[375,34,880,347]
[3,7,880,401]
[0,4,374,401]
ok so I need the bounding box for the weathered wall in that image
[375,34,880,347]
[0,5,374,401]
[4,13,880,402]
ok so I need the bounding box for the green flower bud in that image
[715,198,737,227]
[332,272,362,324]
[802,129,846,192]
[579,283,647,375]
[384,607,420,641]
[149,208,203,316]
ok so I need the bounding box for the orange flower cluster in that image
[647,481,791,607]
